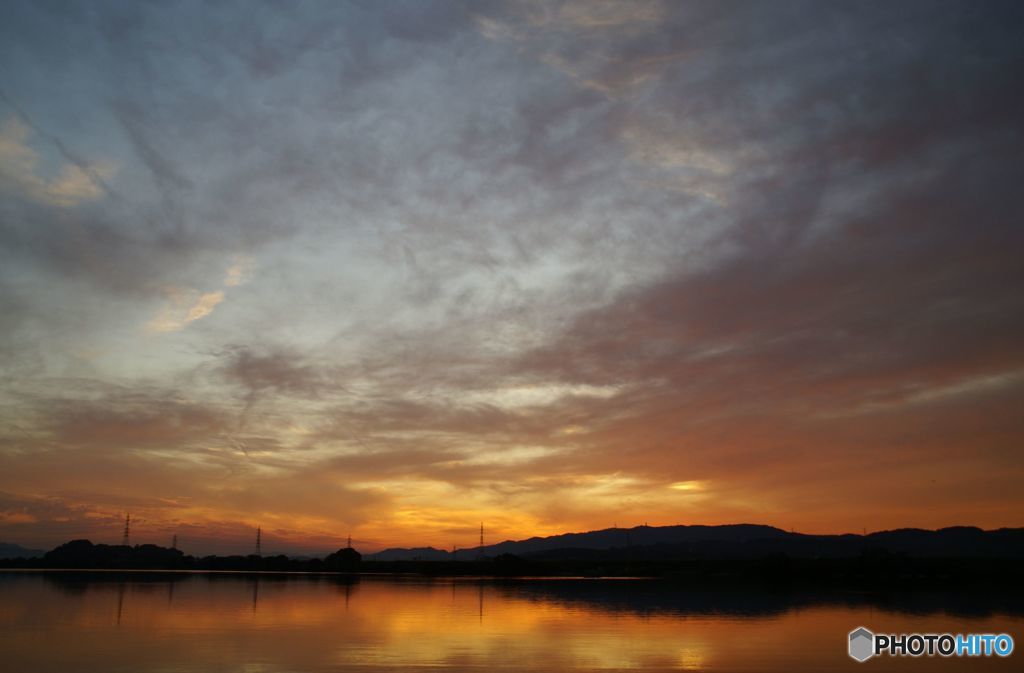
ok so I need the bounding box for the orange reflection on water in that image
[0,572,1021,672]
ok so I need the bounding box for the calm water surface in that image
[0,571,1020,672]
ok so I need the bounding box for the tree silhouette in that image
[324,546,362,571]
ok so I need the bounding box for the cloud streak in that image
[0,116,115,207]
[146,288,225,333]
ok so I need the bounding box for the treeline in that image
[2,539,1022,587]
[0,539,362,572]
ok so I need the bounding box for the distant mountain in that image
[363,524,1024,561]
[368,546,453,562]
[364,524,790,561]
[0,542,46,559]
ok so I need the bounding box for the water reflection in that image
[491,578,1024,618]
[116,581,124,626]
[0,572,1020,672]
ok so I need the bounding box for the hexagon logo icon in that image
[849,627,875,662]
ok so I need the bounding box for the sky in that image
[1,0,1022,555]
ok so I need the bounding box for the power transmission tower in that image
[171,534,178,550]
[122,513,131,546]
[347,533,352,549]
[255,526,262,556]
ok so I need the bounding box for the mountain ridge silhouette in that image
[365,523,1024,561]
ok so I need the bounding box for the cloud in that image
[509,0,666,32]
[146,288,225,333]
[0,116,115,207]
[224,255,254,287]
[185,291,224,322]
[0,510,37,524]
[217,345,327,397]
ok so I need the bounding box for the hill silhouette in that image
[364,523,1024,561]
[0,542,45,559]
